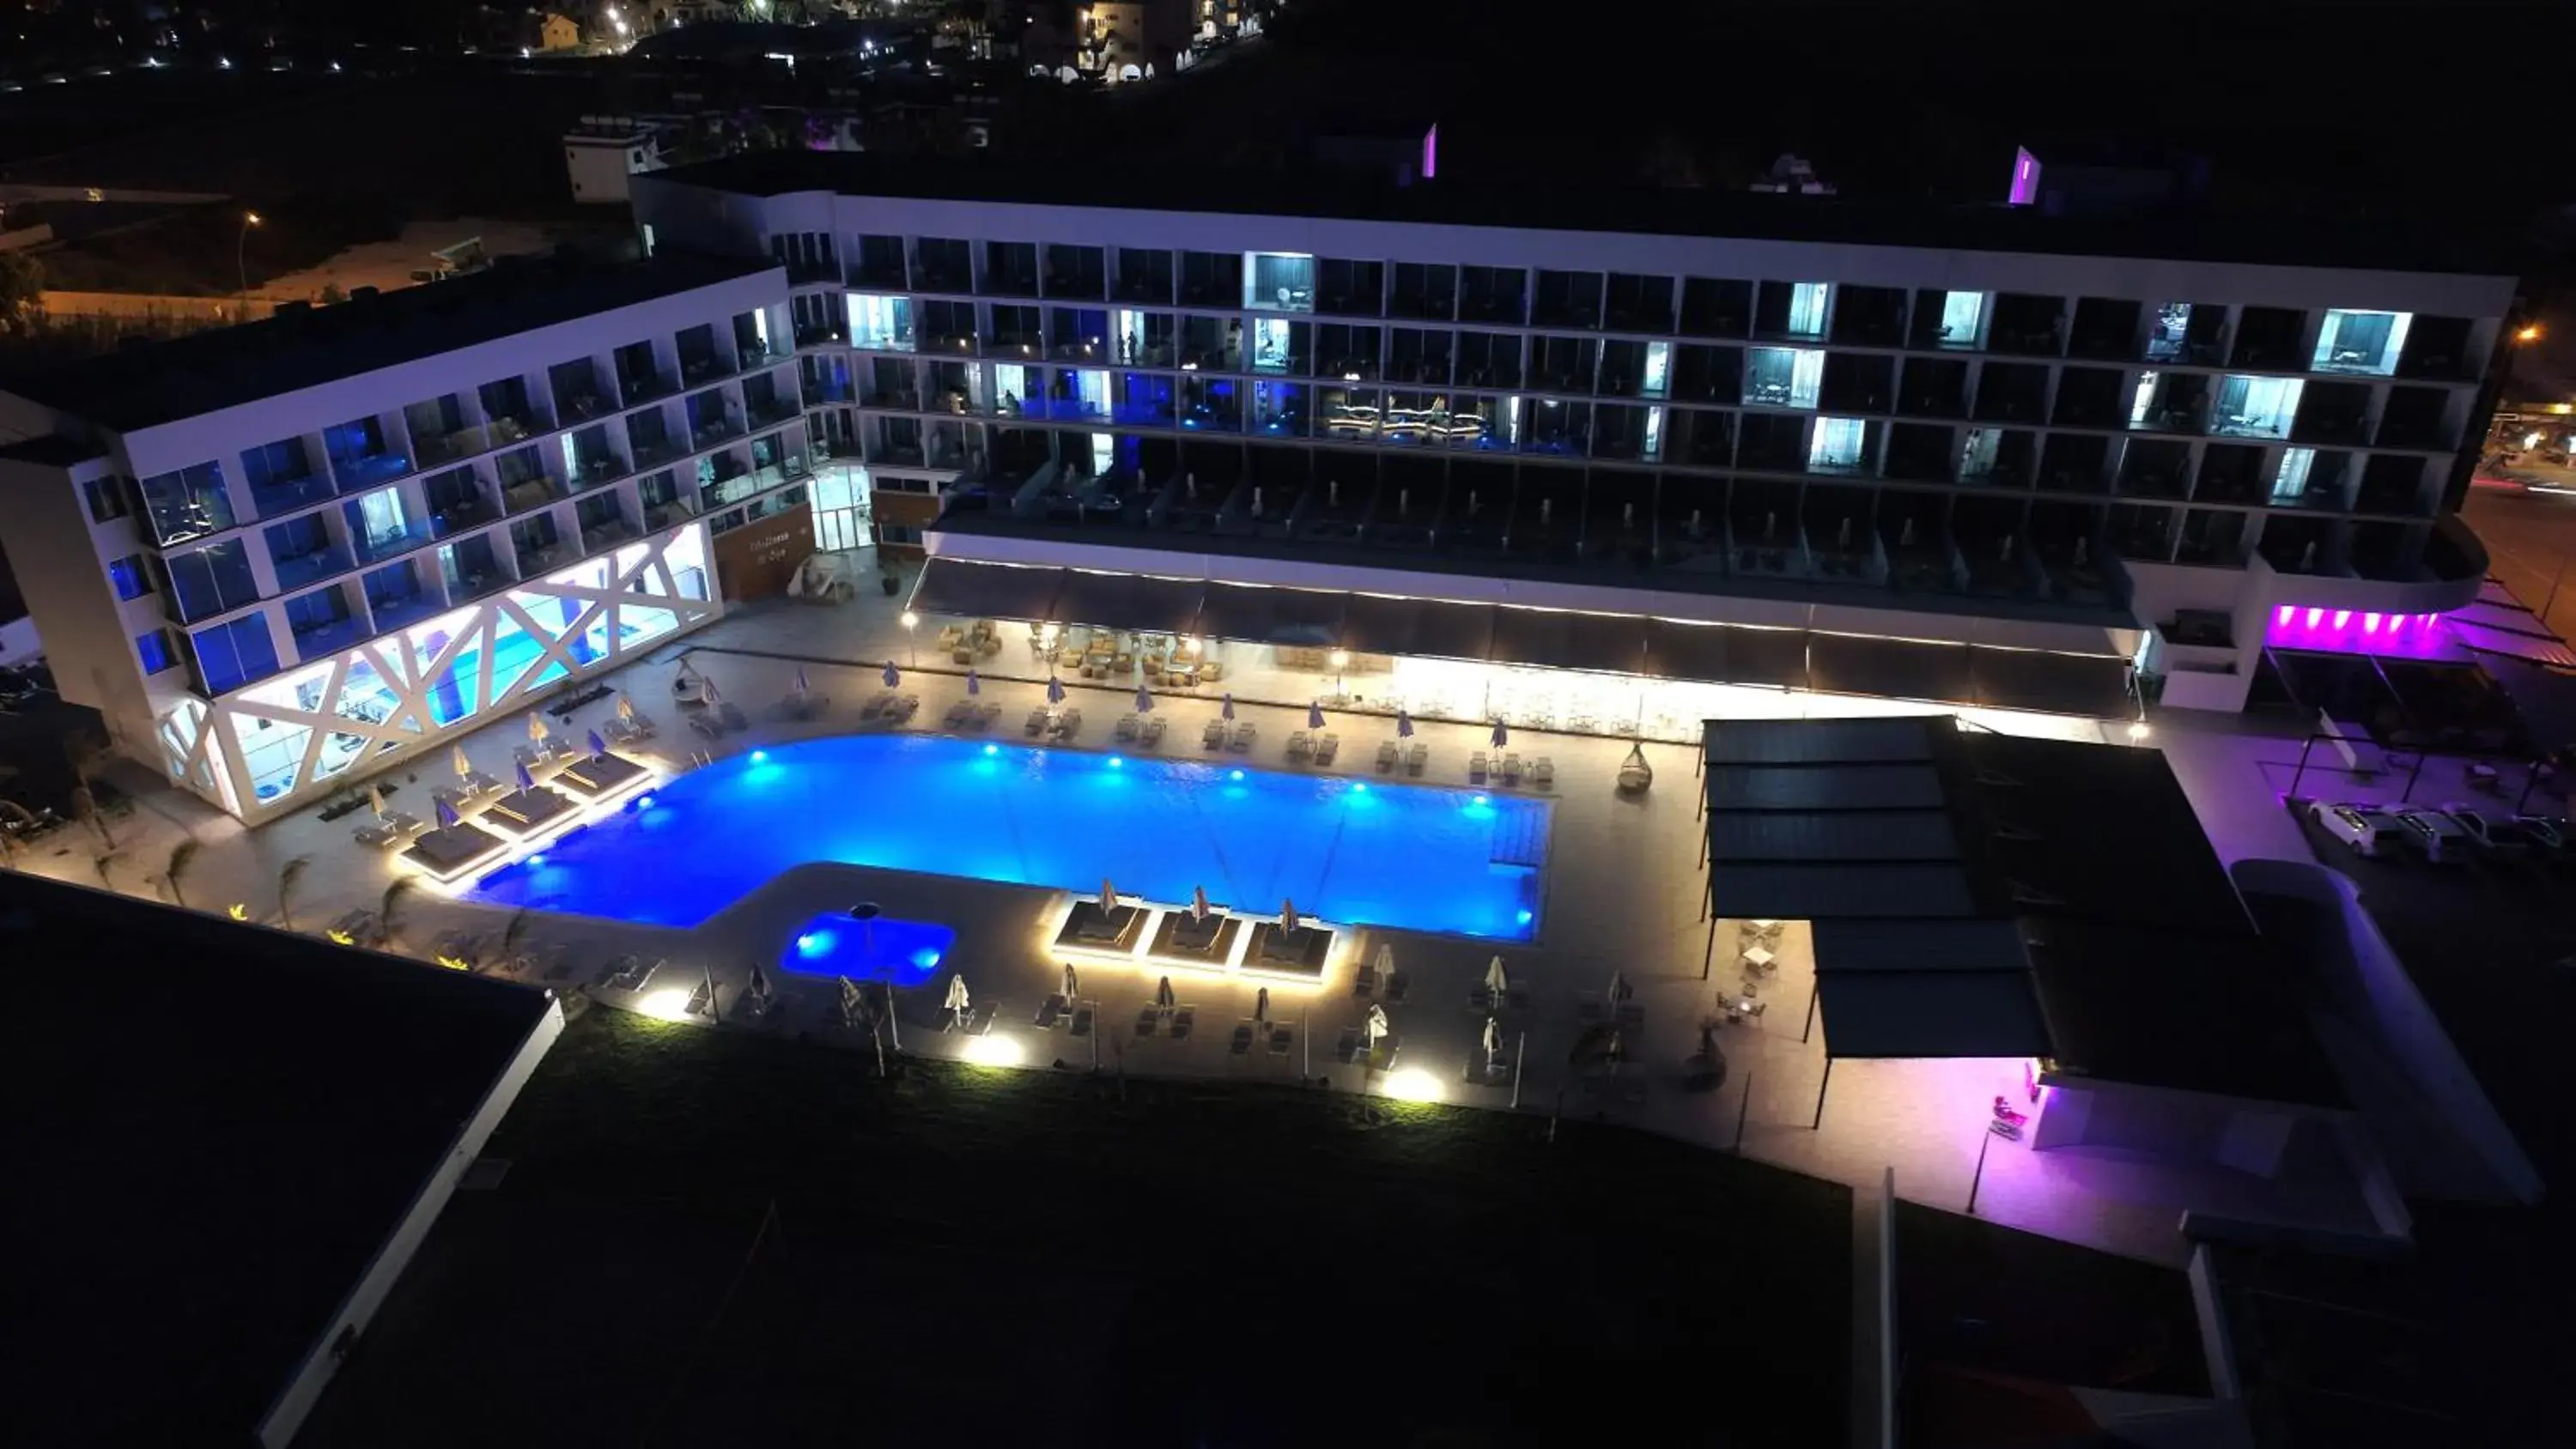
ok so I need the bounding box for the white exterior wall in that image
[0,266,805,820]
[565,133,655,206]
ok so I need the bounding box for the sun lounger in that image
[1171,1007,1194,1040]
[689,712,721,739]
[1203,718,1226,749]
[603,718,643,746]
[1115,714,1140,741]
[1352,963,1378,997]
[1500,752,1522,785]
[861,691,895,719]
[1229,722,1255,751]
[976,701,1002,727]
[1386,971,1410,1004]
[1406,743,1428,776]
[1141,716,1167,746]
[1286,731,1312,761]
[1230,1023,1255,1055]
[1376,740,1399,772]
[945,700,973,726]
[1034,994,1067,1028]
[1026,707,1049,735]
[354,821,407,849]
[1469,751,1489,782]
[1069,1003,1094,1037]
[1134,1006,1160,1038]
[1532,756,1554,788]
[1054,707,1082,739]
[1268,1026,1292,1056]
[1315,733,1340,765]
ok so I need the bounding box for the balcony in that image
[641,495,698,533]
[793,318,849,349]
[566,452,629,493]
[747,392,803,431]
[678,351,738,388]
[350,518,434,565]
[579,512,640,555]
[413,424,494,469]
[330,449,413,494]
[618,367,678,408]
[699,464,762,509]
[289,609,370,661]
[364,575,445,634]
[860,386,922,411]
[783,254,840,286]
[269,536,355,592]
[427,494,497,539]
[688,410,746,452]
[555,387,617,425]
[629,429,685,471]
[249,471,339,519]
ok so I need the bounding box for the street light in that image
[2518,324,2543,344]
[234,211,262,312]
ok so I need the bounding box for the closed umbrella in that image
[1374,940,1396,985]
[514,760,537,793]
[1221,692,1236,721]
[1491,719,1509,749]
[434,796,461,830]
[1255,985,1269,1024]
[1047,674,1066,706]
[451,744,473,778]
[794,664,811,694]
[882,660,901,689]
[527,712,550,743]
[1061,961,1078,999]
[1607,968,1630,1004]
[1308,700,1326,731]
[1190,885,1212,921]
[747,960,773,1005]
[945,973,971,1016]
[966,668,981,696]
[368,785,388,818]
[1279,898,1300,934]
[586,727,609,757]
[1485,955,1510,1001]
[1482,1015,1501,1064]
[1098,876,1118,913]
[1156,974,1176,1009]
[700,676,722,706]
[617,692,637,722]
[1364,1003,1389,1047]
[1133,682,1152,713]
[1396,709,1413,739]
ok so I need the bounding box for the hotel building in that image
[0,251,809,822]
[633,155,2515,724]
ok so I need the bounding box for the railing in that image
[556,390,616,424]
[568,454,629,491]
[679,354,738,387]
[689,415,745,450]
[630,435,685,470]
[251,472,339,518]
[331,452,413,494]
[352,524,434,565]
[619,372,678,407]
[413,424,492,468]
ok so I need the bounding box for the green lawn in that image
[305,1008,1852,1447]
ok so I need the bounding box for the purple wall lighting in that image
[1421,123,1439,180]
[2008,147,2041,206]
[2264,605,2458,659]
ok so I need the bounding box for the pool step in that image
[1487,801,1551,870]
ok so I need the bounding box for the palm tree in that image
[162,838,201,908]
[379,876,418,951]
[276,855,312,931]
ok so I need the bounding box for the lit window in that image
[1744,348,1824,409]
[106,554,152,601]
[137,629,178,676]
[2312,309,2411,376]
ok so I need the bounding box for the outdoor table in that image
[1740,944,1777,975]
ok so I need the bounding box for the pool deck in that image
[28,581,2198,1268]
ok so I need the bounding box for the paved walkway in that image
[10,573,2262,1268]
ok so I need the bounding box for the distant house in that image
[539,10,584,50]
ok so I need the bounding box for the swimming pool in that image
[465,733,1550,940]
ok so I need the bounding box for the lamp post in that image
[900,609,919,666]
[234,210,262,314]
[1328,647,1349,699]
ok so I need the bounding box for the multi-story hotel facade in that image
[635,154,2514,722]
[0,251,811,822]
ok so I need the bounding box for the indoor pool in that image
[465,733,1550,939]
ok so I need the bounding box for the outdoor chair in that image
[1135,1006,1160,1038]
[1385,971,1410,1004]
[1027,707,1049,735]
[1231,1023,1255,1055]
[1141,716,1167,746]
[1376,740,1400,772]
[1532,757,1555,788]
[718,702,750,731]
[1500,753,1523,785]
[1229,723,1255,751]
[1407,743,1428,776]
[1286,731,1313,760]
[1268,1026,1292,1056]
[1203,718,1227,749]
[1315,733,1340,765]
[1469,751,1490,782]
[945,700,974,726]
[1171,1007,1194,1040]
[1115,714,1141,741]
[1054,707,1083,738]
[1353,962,1379,997]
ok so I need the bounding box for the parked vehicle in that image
[2517,815,2570,853]
[2439,803,2535,858]
[2312,800,2395,857]
[2389,806,2470,863]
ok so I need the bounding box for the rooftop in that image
[648,151,2514,277]
[0,433,106,467]
[1703,717,2346,1107]
[10,870,556,1446]
[0,249,778,435]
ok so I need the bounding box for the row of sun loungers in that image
[354,811,429,850]
[687,702,753,738]
[1285,731,1341,766]
[860,692,920,722]
[1023,707,1084,740]
[1374,741,1431,776]
[1200,719,1258,751]
[943,699,1005,728]
[1467,752,1555,788]
[602,712,656,746]
[1113,713,1169,745]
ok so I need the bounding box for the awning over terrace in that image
[907,558,2135,717]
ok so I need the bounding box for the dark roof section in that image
[9,870,555,1446]
[0,433,106,467]
[1,250,779,434]
[908,558,2131,717]
[650,152,2513,277]
[1700,718,2343,1106]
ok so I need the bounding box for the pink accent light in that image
[2266,605,2457,658]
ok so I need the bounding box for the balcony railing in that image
[747,396,802,430]
[619,371,678,407]
[352,523,435,565]
[556,389,617,424]
[630,434,685,470]
[783,257,840,285]
[365,587,446,634]
[679,353,738,387]
[250,473,339,518]
[413,424,493,468]
[794,320,849,349]
[642,497,698,532]
[568,453,629,492]
[689,414,745,451]
[331,451,413,494]
[270,544,355,592]
[579,516,641,554]
[428,495,498,538]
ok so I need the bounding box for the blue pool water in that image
[466,733,1549,939]
[780,912,956,986]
